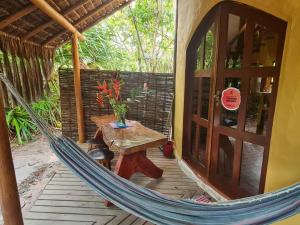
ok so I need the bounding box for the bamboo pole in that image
[72,33,85,143]
[0,90,24,225]
[30,0,85,41]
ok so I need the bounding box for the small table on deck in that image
[91,115,167,205]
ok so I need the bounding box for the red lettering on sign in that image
[221,87,241,111]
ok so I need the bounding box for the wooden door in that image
[209,3,286,198]
[183,8,219,177]
[183,2,287,198]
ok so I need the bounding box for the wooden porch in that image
[23,147,211,225]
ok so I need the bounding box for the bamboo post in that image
[0,92,24,225]
[72,33,85,143]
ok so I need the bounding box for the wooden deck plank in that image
[24,148,210,225]
[34,200,121,209]
[119,214,139,225]
[38,194,105,202]
[30,206,124,216]
[51,177,195,184]
[51,173,189,180]
[24,212,113,224]
[131,217,147,225]
[43,189,99,196]
[105,213,131,225]
[42,188,194,196]
[47,181,198,190]
[24,220,94,225]
[53,173,195,182]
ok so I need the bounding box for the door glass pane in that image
[221,78,241,128]
[217,134,235,180]
[191,122,197,156]
[240,142,264,195]
[192,78,200,115]
[245,77,273,135]
[226,14,246,69]
[198,126,208,167]
[251,24,279,67]
[196,38,204,71]
[192,78,211,119]
[204,23,215,69]
[200,78,211,119]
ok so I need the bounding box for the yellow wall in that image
[175,0,300,224]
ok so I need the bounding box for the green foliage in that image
[55,0,175,73]
[109,98,128,123]
[6,106,37,145]
[5,89,61,145]
[32,94,61,128]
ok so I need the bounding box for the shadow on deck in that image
[23,148,212,225]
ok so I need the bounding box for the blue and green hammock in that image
[1,75,299,225]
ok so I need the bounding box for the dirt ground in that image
[0,134,60,224]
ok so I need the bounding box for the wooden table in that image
[91,115,167,205]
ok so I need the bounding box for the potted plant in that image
[96,74,128,128]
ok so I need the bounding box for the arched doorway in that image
[183,2,287,198]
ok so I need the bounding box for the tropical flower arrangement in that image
[96,73,128,127]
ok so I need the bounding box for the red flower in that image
[102,81,108,90]
[97,81,108,93]
[113,79,120,100]
[96,93,104,108]
[108,89,113,98]
[96,76,124,110]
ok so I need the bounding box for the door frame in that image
[182,1,287,198]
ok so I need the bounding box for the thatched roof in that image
[0,0,133,107]
[0,0,133,48]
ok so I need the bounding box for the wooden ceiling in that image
[0,0,133,48]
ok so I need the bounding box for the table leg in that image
[135,151,164,178]
[104,151,163,207]
[115,151,163,179]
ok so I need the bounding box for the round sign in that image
[221,87,241,111]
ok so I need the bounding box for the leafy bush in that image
[32,94,61,128]
[5,89,61,145]
[6,106,37,144]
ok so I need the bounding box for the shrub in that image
[6,106,37,144]
[5,90,61,145]
[32,94,61,128]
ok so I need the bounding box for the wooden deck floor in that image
[23,148,210,225]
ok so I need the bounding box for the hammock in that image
[1,75,299,225]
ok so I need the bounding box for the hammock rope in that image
[0,75,299,225]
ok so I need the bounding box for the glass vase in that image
[115,112,126,128]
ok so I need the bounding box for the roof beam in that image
[0,5,36,29]
[42,0,116,45]
[30,0,85,41]
[23,0,90,40]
